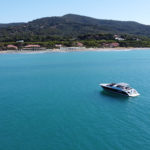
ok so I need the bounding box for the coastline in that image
[0,47,150,54]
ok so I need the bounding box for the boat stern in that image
[127,89,140,97]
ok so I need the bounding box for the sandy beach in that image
[0,47,150,54]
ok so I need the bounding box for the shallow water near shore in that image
[0,49,150,150]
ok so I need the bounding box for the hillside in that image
[0,23,24,28]
[0,14,150,42]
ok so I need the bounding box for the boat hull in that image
[101,85,129,96]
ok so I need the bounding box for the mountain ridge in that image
[0,14,150,42]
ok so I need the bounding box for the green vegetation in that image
[1,36,150,50]
[0,14,150,49]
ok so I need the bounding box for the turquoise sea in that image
[0,49,150,150]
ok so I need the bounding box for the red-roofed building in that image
[25,45,40,48]
[23,44,41,50]
[7,45,18,50]
[76,42,83,47]
[102,42,119,48]
[110,42,120,47]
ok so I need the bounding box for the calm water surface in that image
[0,49,150,150]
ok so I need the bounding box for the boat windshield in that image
[108,83,132,90]
[117,83,129,87]
[109,83,116,86]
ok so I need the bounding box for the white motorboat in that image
[100,83,140,97]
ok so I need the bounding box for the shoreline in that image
[0,47,150,54]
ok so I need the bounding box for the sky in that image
[0,0,150,24]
